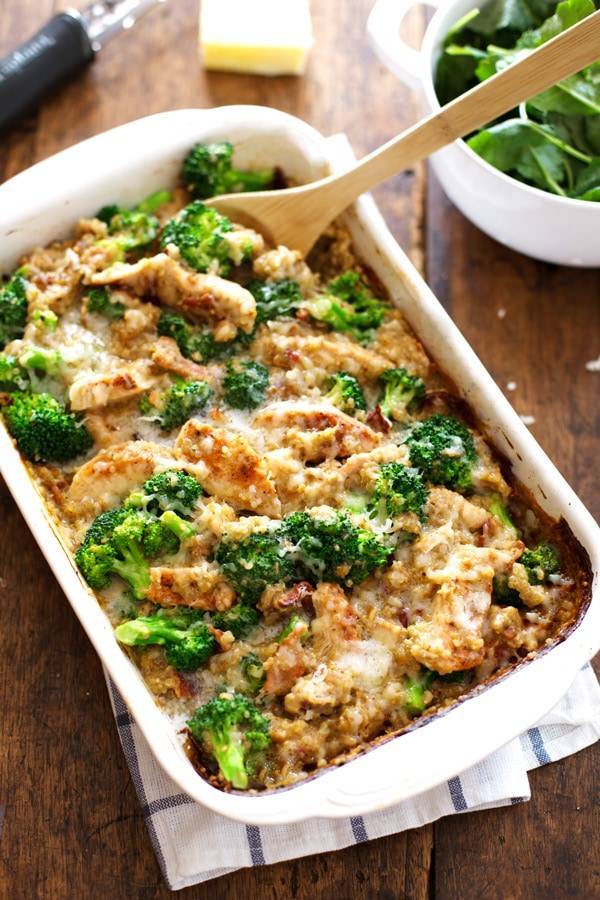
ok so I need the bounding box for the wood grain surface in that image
[0,2,598,898]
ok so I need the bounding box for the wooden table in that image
[1,1,598,897]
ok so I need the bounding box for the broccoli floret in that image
[212,603,260,639]
[78,506,130,547]
[141,516,181,558]
[240,653,265,694]
[87,287,125,320]
[106,511,153,599]
[487,495,517,533]
[323,372,366,415]
[159,509,196,543]
[378,367,425,422]
[31,308,58,331]
[4,391,92,462]
[115,609,217,671]
[370,462,428,522]
[405,668,436,715]
[404,415,477,492]
[492,573,521,606]
[216,511,390,598]
[142,379,212,431]
[157,311,251,364]
[283,510,390,587]
[76,508,155,599]
[438,670,473,688]
[276,613,309,642]
[215,529,294,603]
[160,201,240,275]
[0,353,29,392]
[182,142,274,199]
[157,312,218,362]
[303,271,387,343]
[187,693,271,788]
[18,346,64,377]
[0,270,29,349]
[222,359,269,410]
[493,544,560,604]
[96,189,171,258]
[520,542,560,585]
[247,279,303,324]
[126,469,202,517]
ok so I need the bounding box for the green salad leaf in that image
[435,0,600,198]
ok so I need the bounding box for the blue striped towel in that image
[106,664,600,891]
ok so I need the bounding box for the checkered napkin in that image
[105,664,600,891]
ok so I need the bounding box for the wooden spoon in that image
[207,10,600,255]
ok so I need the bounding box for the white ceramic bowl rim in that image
[395,0,600,211]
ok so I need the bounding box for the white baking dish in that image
[0,107,598,825]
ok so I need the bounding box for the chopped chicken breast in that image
[253,400,379,461]
[89,253,256,335]
[69,360,158,410]
[175,420,281,516]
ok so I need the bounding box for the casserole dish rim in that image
[0,106,598,824]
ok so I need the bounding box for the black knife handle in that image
[0,12,94,133]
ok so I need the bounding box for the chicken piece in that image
[254,329,393,381]
[67,440,179,514]
[260,581,314,617]
[425,487,490,533]
[507,562,548,609]
[310,582,360,654]
[224,227,265,264]
[147,562,235,611]
[108,299,161,360]
[175,420,281,516]
[21,241,82,314]
[263,620,310,697]
[407,576,493,674]
[84,402,147,449]
[283,584,390,717]
[68,360,158,411]
[472,436,511,498]
[88,253,256,335]
[426,543,521,586]
[284,662,354,716]
[139,646,181,697]
[372,309,431,378]
[253,246,317,295]
[264,449,345,513]
[253,400,379,462]
[151,336,220,384]
[339,443,410,484]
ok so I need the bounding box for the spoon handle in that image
[330,9,600,204]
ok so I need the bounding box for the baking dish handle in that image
[367,0,441,91]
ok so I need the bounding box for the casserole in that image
[0,106,598,822]
[367,0,600,267]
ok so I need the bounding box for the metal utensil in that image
[0,0,168,133]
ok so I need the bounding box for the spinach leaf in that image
[570,157,600,196]
[435,0,600,199]
[435,50,479,105]
[462,0,555,43]
[541,110,600,154]
[467,120,571,193]
[528,71,600,116]
[516,0,595,46]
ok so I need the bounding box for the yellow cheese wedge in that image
[200,0,313,76]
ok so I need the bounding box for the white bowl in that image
[0,107,599,824]
[368,0,600,266]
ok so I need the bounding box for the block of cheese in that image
[200,0,313,76]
